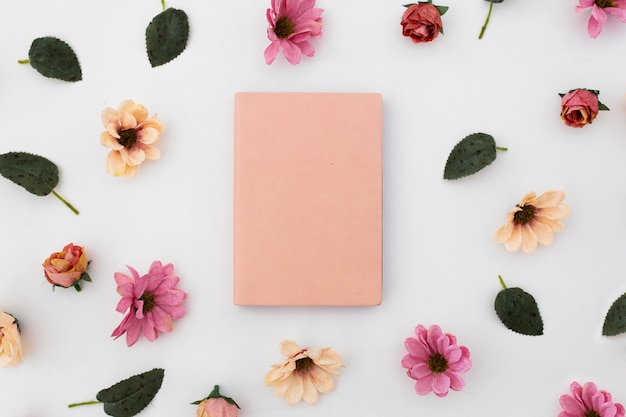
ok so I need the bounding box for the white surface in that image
[1,0,625,416]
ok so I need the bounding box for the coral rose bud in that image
[0,312,23,367]
[401,3,443,43]
[560,89,600,128]
[42,243,89,288]
[196,398,239,417]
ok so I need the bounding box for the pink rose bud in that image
[560,89,600,128]
[196,398,239,417]
[42,243,89,289]
[194,385,240,417]
[401,3,443,43]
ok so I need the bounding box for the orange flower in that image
[100,99,164,179]
[264,339,342,405]
[494,189,570,253]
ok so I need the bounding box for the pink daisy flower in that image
[401,324,471,398]
[111,261,187,347]
[559,381,625,417]
[264,0,324,65]
[576,0,626,38]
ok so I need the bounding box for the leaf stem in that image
[478,2,493,40]
[68,400,101,408]
[498,275,507,290]
[17,59,30,64]
[161,0,166,11]
[496,146,508,151]
[51,189,79,215]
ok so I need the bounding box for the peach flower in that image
[494,189,570,253]
[0,312,22,367]
[101,99,164,179]
[264,339,342,405]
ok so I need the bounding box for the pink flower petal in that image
[432,373,451,397]
[414,376,434,395]
[408,362,432,380]
[446,371,465,391]
[560,395,585,416]
[426,324,443,352]
[606,6,626,21]
[404,337,431,361]
[264,41,280,64]
[281,39,302,65]
[588,15,604,38]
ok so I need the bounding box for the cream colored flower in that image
[0,312,22,367]
[494,189,570,253]
[264,339,342,405]
[100,99,164,179]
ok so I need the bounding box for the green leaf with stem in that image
[69,368,165,417]
[443,133,506,180]
[0,152,79,214]
[146,8,190,67]
[494,275,543,336]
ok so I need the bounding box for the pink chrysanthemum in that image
[111,261,187,347]
[576,0,626,38]
[559,381,625,417]
[401,324,471,398]
[264,0,323,65]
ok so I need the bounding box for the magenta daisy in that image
[401,324,471,398]
[111,261,187,347]
[559,381,625,417]
[264,0,324,65]
[576,0,626,38]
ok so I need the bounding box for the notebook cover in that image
[234,92,382,306]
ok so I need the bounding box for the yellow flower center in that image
[513,205,536,225]
[141,293,155,313]
[295,357,314,370]
[427,353,449,373]
[118,128,138,150]
[274,16,295,39]
[595,0,615,7]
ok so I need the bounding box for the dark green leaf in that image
[603,292,626,336]
[28,37,82,82]
[402,3,417,6]
[146,8,189,67]
[435,5,448,16]
[81,272,92,282]
[443,133,497,180]
[485,0,504,3]
[96,368,164,417]
[495,287,543,336]
[0,152,59,196]
[598,102,610,111]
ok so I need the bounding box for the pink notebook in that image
[234,92,382,306]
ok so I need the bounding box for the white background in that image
[1,0,625,416]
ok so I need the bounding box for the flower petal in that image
[264,41,280,65]
[432,373,451,397]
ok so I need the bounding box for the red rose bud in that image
[401,3,443,43]
[560,89,602,128]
